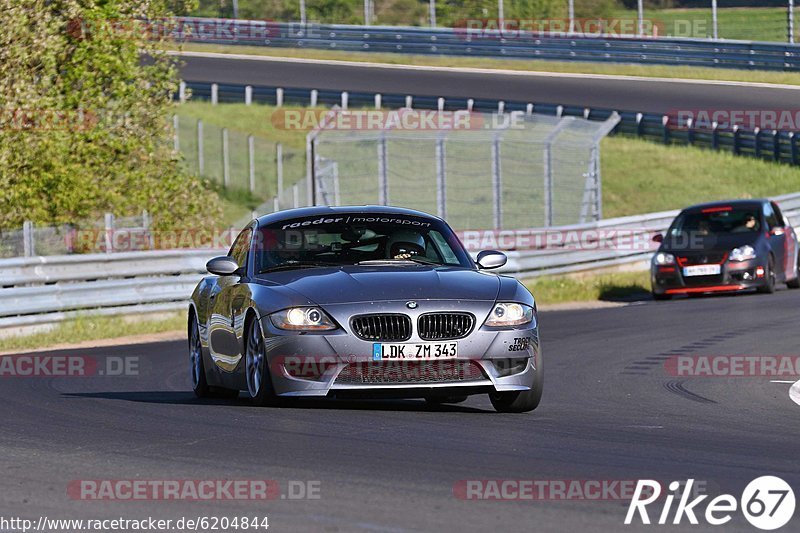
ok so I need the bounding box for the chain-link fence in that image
[291,110,620,231]
[187,1,798,43]
[173,114,305,201]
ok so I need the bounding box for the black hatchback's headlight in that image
[270,307,337,331]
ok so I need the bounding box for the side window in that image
[229,228,253,269]
[763,203,780,230]
[771,202,785,227]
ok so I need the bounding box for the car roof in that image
[681,199,767,214]
[254,205,443,228]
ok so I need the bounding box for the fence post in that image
[276,143,284,201]
[310,89,318,107]
[773,130,781,161]
[378,135,389,205]
[197,119,204,175]
[429,0,436,28]
[754,128,762,158]
[245,85,253,105]
[543,138,553,227]
[222,128,230,188]
[662,115,670,144]
[790,131,798,164]
[276,87,284,107]
[142,210,153,250]
[374,93,382,110]
[568,0,575,34]
[637,0,644,36]
[173,114,179,152]
[248,134,256,193]
[22,221,34,257]
[733,125,741,155]
[405,95,413,109]
[293,183,300,208]
[104,213,114,253]
[636,112,644,137]
[211,83,218,105]
[341,91,349,109]
[491,135,502,230]
[438,97,445,111]
[435,136,446,219]
[711,0,719,40]
[791,0,796,44]
[178,81,186,104]
[687,117,695,145]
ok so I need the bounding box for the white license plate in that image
[683,264,721,277]
[373,342,458,361]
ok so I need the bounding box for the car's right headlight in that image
[653,252,675,265]
[484,303,534,328]
[270,307,337,331]
[729,245,756,262]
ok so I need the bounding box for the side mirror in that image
[476,250,507,270]
[652,233,664,243]
[206,256,240,276]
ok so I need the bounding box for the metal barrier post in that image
[211,83,218,105]
[245,85,252,105]
[22,221,34,257]
[712,0,719,40]
[435,136,446,219]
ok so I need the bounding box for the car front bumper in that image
[651,258,768,296]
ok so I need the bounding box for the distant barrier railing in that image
[2,192,799,333]
[181,81,800,166]
[172,18,800,72]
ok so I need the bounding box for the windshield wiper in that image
[357,257,441,266]
[258,261,339,273]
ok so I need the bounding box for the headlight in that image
[654,252,675,265]
[270,307,336,331]
[484,303,534,328]
[730,245,756,262]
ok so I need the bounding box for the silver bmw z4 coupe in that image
[188,206,542,412]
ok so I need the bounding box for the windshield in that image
[668,208,761,238]
[252,214,474,273]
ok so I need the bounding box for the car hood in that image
[661,231,761,253]
[253,265,501,304]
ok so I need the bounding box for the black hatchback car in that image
[651,199,800,299]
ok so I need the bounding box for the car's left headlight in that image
[270,307,337,331]
[730,245,756,262]
[484,303,534,328]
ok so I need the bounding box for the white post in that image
[310,89,318,107]
[179,81,186,104]
[341,91,349,109]
[637,0,645,37]
[211,83,218,105]
[711,0,718,40]
[197,119,204,175]
[568,0,575,35]
[790,0,796,44]
[232,0,239,18]
[104,213,114,253]
[374,93,382,110]
[276,143,284,200]
[245,85,252,105]
[364,0,371,25]
[429,0,436,28]
[435,137,446,218]
[172,114,179,152]
[276,87,284,107]
[377,135,388,205]
[467,98,474,111]
[498,0,504,28]
[405,95,413,108]
[437,97,445,111]
[300,0,307,25]
[248,134,255,193]
[222,128,230,188]
[491,137,502,230]
[22,221,34,257]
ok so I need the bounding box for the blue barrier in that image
[171,18,800,72]
[181,80,800,166]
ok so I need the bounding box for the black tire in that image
[245,317,279,407]
[787,257,800,289]
[190,316,239,399]
[425,395,468,405]
[757,256,776,294]
[489,356,543,413]
[652,291,671,301]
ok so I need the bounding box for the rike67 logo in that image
[625,477,795,530]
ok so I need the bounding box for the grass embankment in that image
[524,270,651,306]
[0,313,186,354]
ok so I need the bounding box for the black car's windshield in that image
[253,213,474,273]
[668,207,761,238]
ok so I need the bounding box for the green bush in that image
[0,0,221,232]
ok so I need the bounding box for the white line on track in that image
[170,50,800,91]
[770,380,797,384]
[790,379,800,407]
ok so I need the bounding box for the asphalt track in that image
[178,53,800,114]
[2,289,799,532]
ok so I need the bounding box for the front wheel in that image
[757,257,776,294]
[489,357,543,413]
[245,318,279,407]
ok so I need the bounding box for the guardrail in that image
[173,18,800,72]
[182,81,800,166]
[2,192,800,334]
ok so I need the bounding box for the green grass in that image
[524,270,651,306]
[172,40,800,87]
[601,136,800,218]
[0,312,185,353]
